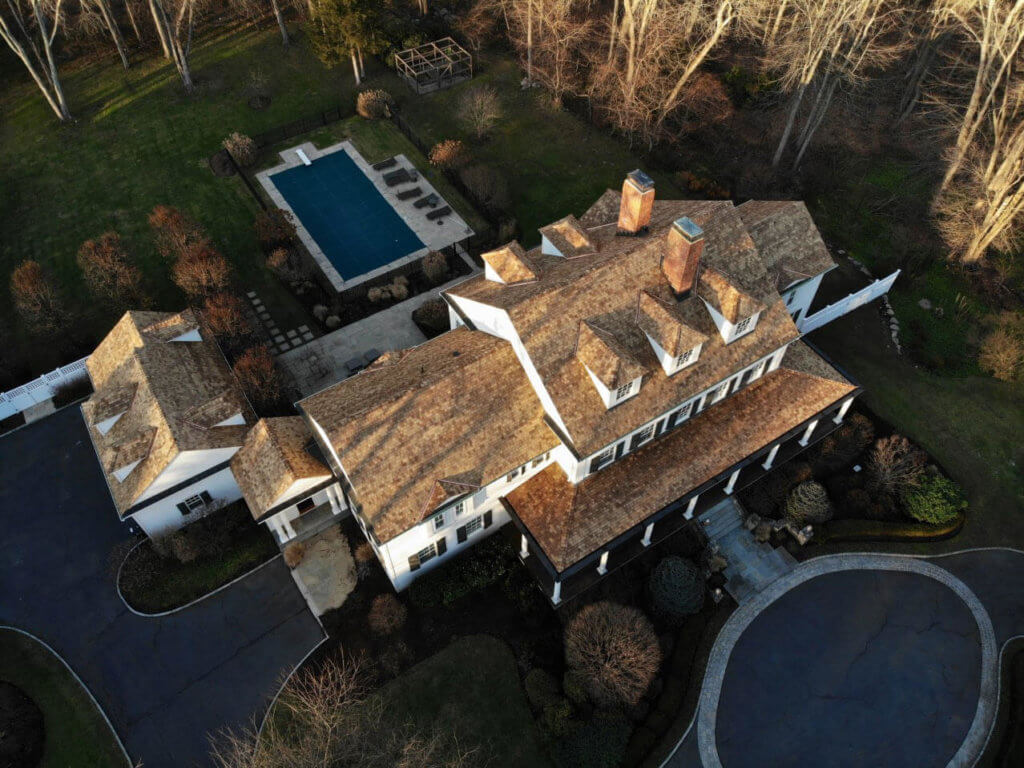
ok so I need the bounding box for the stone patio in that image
[290,525,357,617]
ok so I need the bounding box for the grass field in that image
[0,629,126,767]
[376,54,685,246]
[0,24,366,376]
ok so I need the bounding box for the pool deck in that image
[256,141,474,292]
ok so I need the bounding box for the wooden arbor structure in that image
[395,38,473,95]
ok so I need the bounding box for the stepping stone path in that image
[246,292,317,355]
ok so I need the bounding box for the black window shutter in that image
[483,510,493,528]
[177,502,190,516]
[436,536,448,556]
[408,554,420,572]
[200,491,212,504]
[457,525,467,544]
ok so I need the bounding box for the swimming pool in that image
[269,149,425,281]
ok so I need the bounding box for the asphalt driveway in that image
[0,407,324,767]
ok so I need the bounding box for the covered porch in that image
[264,483,349,546]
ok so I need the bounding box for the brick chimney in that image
[617,169,655,234]
[662,217,704,297]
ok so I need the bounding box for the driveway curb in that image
[696,554,997,768]
[0,625,132,767]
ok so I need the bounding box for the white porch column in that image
[832,397,854,424]
[520,534,530,559]
[597,550,609,575]
[685,495,699,519]
[799,418,820,447]
[724,467,741,495]
[552,580,562,605]
[762,443,781,470]
[641,522,654,547]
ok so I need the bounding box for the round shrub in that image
[541,697,575,738]
[368,593,407,635]
[564,602,661,708]
[429,138,470,170]
[524,668,560,711]
[647,556,704,625]
[354,541,376,579]
[283,541,306,569]
[902,473,967,524]
[413,298,450,337]
[356,89,394,119]
[421,250,449,285]
[784,481,833,525]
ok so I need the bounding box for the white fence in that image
[798,270,901,334]
[0,357,90,421]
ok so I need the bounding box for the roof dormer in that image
[540,215,596,259]
[576,320,646,408]
[89,383,137,436]
[481,241,537,284]
[698,267,766,343]
[635,291,708,376]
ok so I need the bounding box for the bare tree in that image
[148,204,204,262]
[0,0,72,121]
[232,345,280,413]
[458,84,503,139]
[77,232,145,306]
[763,0,907,168]
[149,0,198,92]
[895,0,954,124]
[455,0,499,51]
[934,0,1024,194]
[86,0,131,68]
[866,434,927,498]
[589,0,739,146]
[501,0,592,103]
[172,245,231,297]
[202,293,249,339]
[10,260,66,332]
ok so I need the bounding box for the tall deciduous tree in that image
[149,0,198,92]
[77,232,146,306]
[763,0,907,169]
[0,0,72,121]
[85,0,131,68]
[500,0,592,103]
[308,0,385,84]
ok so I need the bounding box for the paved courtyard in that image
[0,407,324,768]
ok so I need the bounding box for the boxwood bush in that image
[648,556,705,626]
[902,472,968,524]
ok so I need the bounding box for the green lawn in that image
[809,263,1024,553]
[376,54,685,246]
[0,629,127,767]
[0,24,367,375]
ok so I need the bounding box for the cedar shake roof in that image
[82,311,254,517]
[698,266,766,324]
[506,342,857,571]
[539,215,597,258]
[446,197,801,456]
[576,320,648,390]
[482,241,537,284]
[635,290,709,358]
[737,201,836,290]
[232,417,332,519]
[299,328,558,543]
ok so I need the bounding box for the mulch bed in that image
[0,681,44,768]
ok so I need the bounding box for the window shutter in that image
[200,491,212,504]
[457,525,468,544]
[408,554,420,572]
[436,536,448,556]
[177,502,190,516]
[483,510,493,529]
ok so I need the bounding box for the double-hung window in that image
[589,444,616,474]
[673,347,696,371]
[433,512,446,531]
[732,316,754,340]
[408,536,448,572]
[712,380,730,403]
[177,491,211,516]
[670,400,693,429]
[453,500,466,517]
[630,423,655,452]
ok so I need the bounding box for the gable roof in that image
[81,311,254,517]
[506,342,857,571]
[576,320,648,390]
[299,327,558,543]
[737,200,835,289]
[635,290,709,358]
[446,198,801,456]
[481,241,537,284]
[232,417,333,519]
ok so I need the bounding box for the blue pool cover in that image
[270,150,425,280]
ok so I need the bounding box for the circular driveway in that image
[715,569,982,767]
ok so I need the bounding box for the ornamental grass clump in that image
[564,601,660,708]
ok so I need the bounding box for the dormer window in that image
[730,314,758,341]
[612,377,641,404]
[671,345,700,373]
[433,511,446,531]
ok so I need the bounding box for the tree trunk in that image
[0,15,70,121]
[351,49,361,84]
[97,0,130,69]
[772,82,806,167]
[792,75,838,168]
[148,0,170,58]
[123,0,143,43]
[896,33,944,125]
[526,0,533,83]
[30,1,71,120]
[270,0,288,45]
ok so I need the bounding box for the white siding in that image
[130,466,242,538]
[264,483,348,544]
[781,272,826,325]
[135,447,240,504]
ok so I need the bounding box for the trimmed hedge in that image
[813,512,965,544]
[408,535,514,608]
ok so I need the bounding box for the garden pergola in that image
[395,38,473,95]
